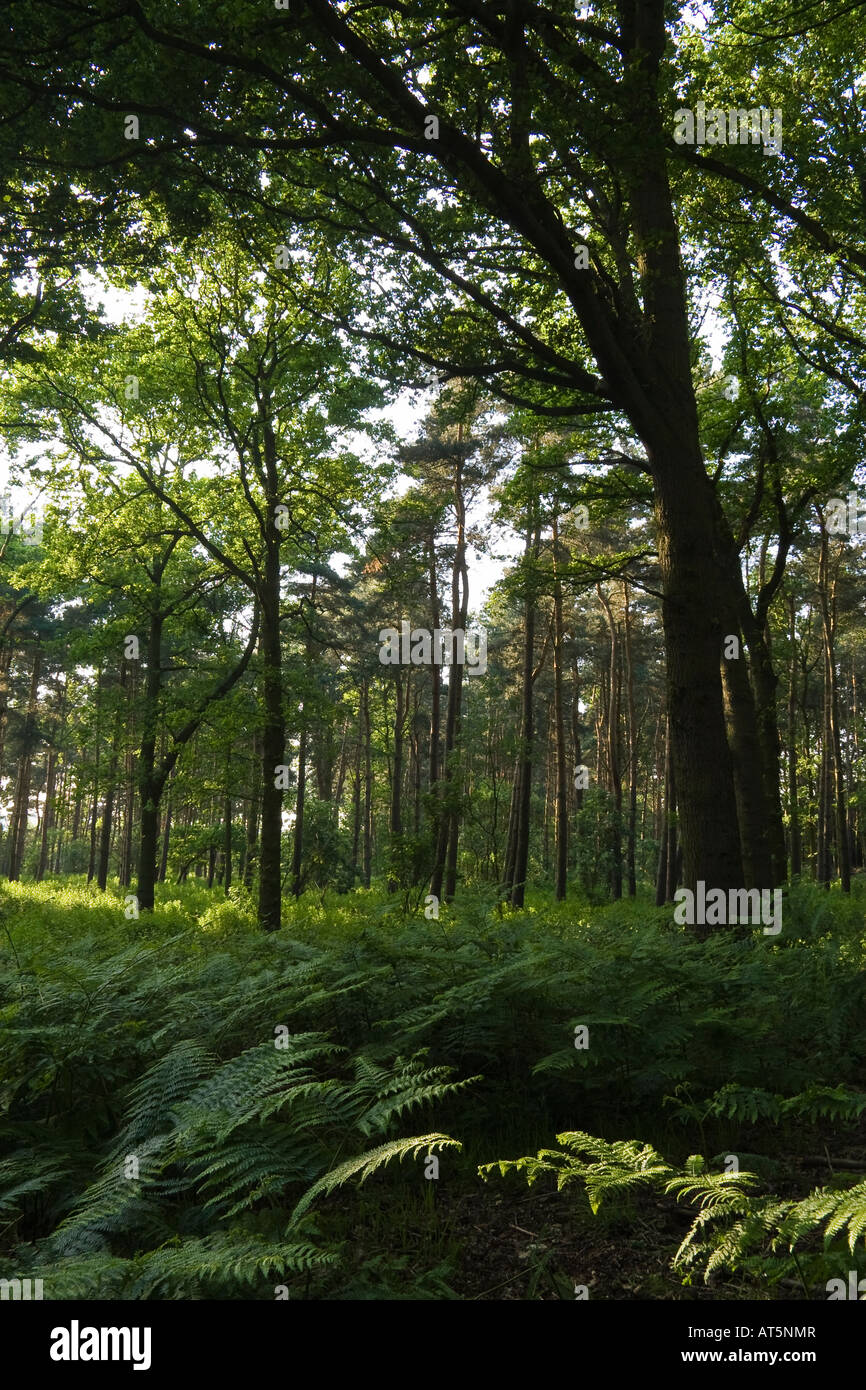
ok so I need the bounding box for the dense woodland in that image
[0,0,865,1305]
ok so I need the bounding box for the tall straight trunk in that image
[71,770,84,843]
[87,785,99,883]
[258,557,285,929]
[243,734,261,888]
[597,586,622,900]
[222,782,232,897]
[721,645,771,887]
[333,713,350,821]
[36,747,56,881]
[656,711,679,905]
[387,670,405,892]
[118,753,134,889]
[654,710,670,907]
[290,573,317,901]
[362,678,372,888]
[431,442,468,905]
[622,583,638,897]
[542,717,553,874]
[97,669,124,894]
[817,518,850,892]
[502,754,521,895]
[665,734,680,906]
[290,716,308,898]
[428,533,441,804]
[207,829,217,889]
[787,597,802,877]
[96,785,116,891]
[651,464,744,899]
[552,515,568,900]
[158,772,173,882]
[8,648,41,882]
[817,687,832,887]
[430,657,464,902]
[510,524,539,909]
[430,530,444,834]
[136,600,163,911]
[571,663,584,814]
[0,645,13,784]
[851,665,861,868]
[411,686,422,835]
[743,623,787,887]
[350,729,362,884]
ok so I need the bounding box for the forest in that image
[0,0,865,1317]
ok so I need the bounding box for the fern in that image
[292,1134,462,1222]
[483,1130,866,1289]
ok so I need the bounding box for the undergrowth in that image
[1,875,864,1298]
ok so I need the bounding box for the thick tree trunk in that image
[652,465,744,898]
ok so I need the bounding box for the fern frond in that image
[292,1134,461,1222]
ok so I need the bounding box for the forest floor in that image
[1,875,864,1300]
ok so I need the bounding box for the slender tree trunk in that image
[787,596,802,877]
[721,643,771,887]
[158,771,173,882]
[350,728,362,884]
[136,600,163,911]
[243,734,261,888]
[258,560,285,928]
[552,515,568,900]
[817,516,850,891]
[623,583,638,897]
[8,648,41,882]
[510,524,539,909]
[431,446,469,904]
[36,747,56,881]
[655,711,670,907]
[597,586,622,900]
[362,678,372,888]
[222,781,233,897]
[387,670,405,892]
[290,715,308,898]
